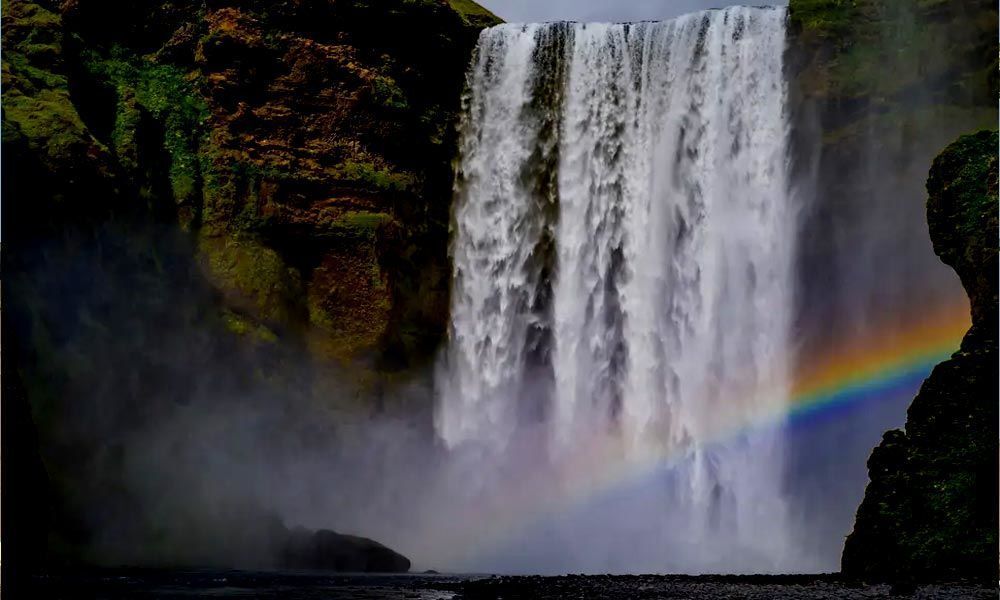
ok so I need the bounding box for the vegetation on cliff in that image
[787,0,996,179]
[841,131,999,583]
[789,0,996,104]
[926,131,1000,325]
[50,0,498,365]
[2,0,497,581]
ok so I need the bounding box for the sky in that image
[477,0,785,23]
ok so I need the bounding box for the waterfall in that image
[436,7,795,572]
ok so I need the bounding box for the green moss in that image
[790,0,858,40]
[200,235,303,326]
[938,133,997,237]
[371,75,408,110]
[197,157,298,234]
[337,160,415,193]
[792,0,996,104]
[222,309,279,343]
[84,47,208,204]
[328,211,393,239]
[3,50,65,90]
[828,0,930,98]
[305,245,391,361]
[111,90,141,171]
[927,130,999,255]
[2,0,59,24]
[2,87,91,157]
[1,2,100,169]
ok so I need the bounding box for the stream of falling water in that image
[435,7,796,573]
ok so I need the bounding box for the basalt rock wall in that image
[2,0,498,580]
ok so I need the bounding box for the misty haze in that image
[4,0,996,598]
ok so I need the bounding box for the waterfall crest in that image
[436,7,796,572]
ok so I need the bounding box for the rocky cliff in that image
[841,130,998,583]
[784,0,997,567]
[2,0,498,580]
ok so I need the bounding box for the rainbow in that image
[789,302,970,423]
[410,301,971,570]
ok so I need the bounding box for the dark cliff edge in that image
[2,0,499,589]
[842,130,999,583]
[785,0,997,584]
[785,0,997,566]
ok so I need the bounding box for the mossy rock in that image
[318,210,394,241]
[789,0,858,41]
[2,1,108,178]
[336,161,417,194]
[83,47,208,206]
[3,0,494,576]
[306,246,392,361]
[198,234,305,328]
[926,130,999,326]
[927,130,999,260]
[221,309,279,344]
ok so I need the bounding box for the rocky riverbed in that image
[28,570,996,599]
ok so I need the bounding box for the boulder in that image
[280,527,411,573]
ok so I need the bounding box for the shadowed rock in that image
[280,527,411,573]
[842,130,999,583]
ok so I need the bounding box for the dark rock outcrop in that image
[784,0,998,561]
[841,130,999,583]
[280,528,411,573]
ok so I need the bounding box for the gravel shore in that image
[27,570,997,599]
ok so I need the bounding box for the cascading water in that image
[436,7,798,572]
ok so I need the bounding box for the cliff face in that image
[841,130,998,582]
[784,0,998,566]
[87,0,497,365]
[787,0,997,344]
[3,0,497,575]
[6,0,500,372]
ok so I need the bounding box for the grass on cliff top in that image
[446,0,502,26]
